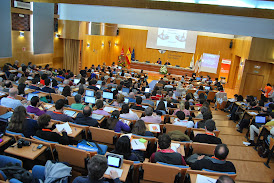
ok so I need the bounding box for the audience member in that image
[132,120,154,137]
[172,111,194,128]
[71,94,85,110]
[107,110,130,133]
[93,100,110,116]
[120,104,139,120]
[0,87,23,109]
[141,107,161,124]
[41,79,56,93]
[112,136,139,161]
[131,97,145,111]
[26,96,47,116]
[46,99,74,122]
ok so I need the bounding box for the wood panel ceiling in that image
[23,0,274,19]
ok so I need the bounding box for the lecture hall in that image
[0,0,273,183]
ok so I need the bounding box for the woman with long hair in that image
[112,136,139,161]
[107,110,130,133]
[8,106,38,138]
[156,100,167,115]
[132,120,153,137]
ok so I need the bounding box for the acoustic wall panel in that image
[0,0,12,58]
[33,2,54,54]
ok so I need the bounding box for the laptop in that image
[255,116,266,127]
[145,88,150,93]
[118,66,122,70]
[92,113,104,121]
[58,86,64,92]
[156,100,167,108]
[85,90,94,97]
[111,88,116,92]
[27,93,39,101]
[104,153,124,178]
[103,92,113,100]
[72,92,78,96]
[85,96,96,104]
[122,88,130,94]
[97,80,102,85]
[64,110,76,117]
[196,77,201,81]
[124,98,129,104]
[205,86,210,90]
[74,79,80,84]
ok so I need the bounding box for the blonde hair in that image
[117,94,125,104]
[179,102,185,111]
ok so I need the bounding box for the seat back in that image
[191,142,217,155]
[164,124,187,134]
[0,106,12,116]
[187,169,237,180]
[187,89,196,94]
[67,96,75,105]
[192,128,220,137]
[207,91,217,101]
[55,144,92,168]
[197,90,206,95]
[51,93,65,103]
[0,155,22,168]
[142,162,184,183]
[89,127,120,145]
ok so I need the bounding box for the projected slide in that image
[157,28,187,49]
[199,53,220,74]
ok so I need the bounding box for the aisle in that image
[212,110,274,183]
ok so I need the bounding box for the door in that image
[242,73,264,98]
[231,56,241,89]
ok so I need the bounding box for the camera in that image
[17,139,31,148]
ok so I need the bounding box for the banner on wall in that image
[219,59,231,82]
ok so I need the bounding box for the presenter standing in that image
[156,58,162,65]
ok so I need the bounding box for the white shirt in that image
[0,97,23,109]
[120,112,139,121]
[173,119,194,128]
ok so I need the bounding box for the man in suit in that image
[156,58,162,65]
[74,106,99,127]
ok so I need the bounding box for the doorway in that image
[242,73,264,98]
[231,55,241,89]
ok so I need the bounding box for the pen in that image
[135,140,138,145]
[75,128,77,131]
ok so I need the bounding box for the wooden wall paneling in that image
[59,20,81,40]
[248,37,274,63]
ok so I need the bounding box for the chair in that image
[140,162,187,183]
[187,169,237,180]
[50,93,65,103]
[187,89,196,94]
[67,96,75,105]
[197,90,206,95]
[0,106,12,116]
[163,124,187,134]
[132,135,157,158]
[55,144,94,170]
[191,128,220,137]
[191,142,217,155]
[89,127,120,145]
[264,137,274,168]
[207,91,217,101]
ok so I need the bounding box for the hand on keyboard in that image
[110,170,119,180]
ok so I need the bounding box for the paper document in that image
[131,139,146,150]
[148,124,161,133]
[56,122,72,134]
[196,174,217,183]
[248,112,258,116]
[43,104,53,110]
[243,141,251,146]
[103,107,116,113]
[171,143,180,152]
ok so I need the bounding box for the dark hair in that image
[78,84,85,95]
[216,175,235,183]
[158,134,171,149]
[80,78,86,85]
[203,111,213,120]
[4,81,12,88]
[185,101,190,110]
[44,78,51,86]
[269,112,274,119]
[74,94,82,103]
[95,100,104,109]
[237,95,243,102]
[250,101,257,107]
[267,83,271,86]
[121,104,129,114]
[145,93,151,99]
[136,96,142,104]
[30,96,40,107]
[52,79,58,87]
[55,99,65,110]
[107,110,120,130]
[18,83,26,95]
[113,136,132,160]
[156,100,166,111]
[95,92,101,99]
[199,85,204,90]
[62,86,71,97]
[132,120,146,136]
[176,111,185,120]
[41,74,48,80]
[205,119,216,132]
[37,114,51,128]
[8,106,27,133]
[258,100,264,107]
[214,144,229,160]
[83,106,92,117]
[87,155,108,180]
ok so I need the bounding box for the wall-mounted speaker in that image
[229,40,233,49]
[116,28,119,36]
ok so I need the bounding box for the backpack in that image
[0,163,33,183]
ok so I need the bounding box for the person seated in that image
[194,119,222,144]
[87,79,99,91]
[195,111,213,129]
[93,100,110,116]
[150,134,186,165]
[7,106,38,138]
[112,94,125,108]
[72,155,121,183]
[111,136,139,161]
[107,110,130,133]
[164,61,171,65]
[41,78,56,93]
[141,107,161,124]
[61,85,71,97]
[35,114,69,145]
[74,106,99,127]
[2,80,13,93]
[71,94,85,110]
[217,175,235,183]
[18,77,27,95]
[132,120,154,137]
[0,87,23,109]
[26,96,47,116]
[248,112,274,146]
[172,111,194,128]
[173,102,190,117]
[120,104,139,120]
[155,100,168,115]
[28,78,41,90]
[166,97,177,108]
[142,93,154,107]
[117,85,128,97]
[46,99,74,122]
[156,58,162,65]
[40,74,48,86]
[128,92,136,103]
[190,144,236,173]
[131,97,145,111]
[56,71,65,80]
[13,60,19,70]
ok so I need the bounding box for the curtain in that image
[63,39,80,74]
